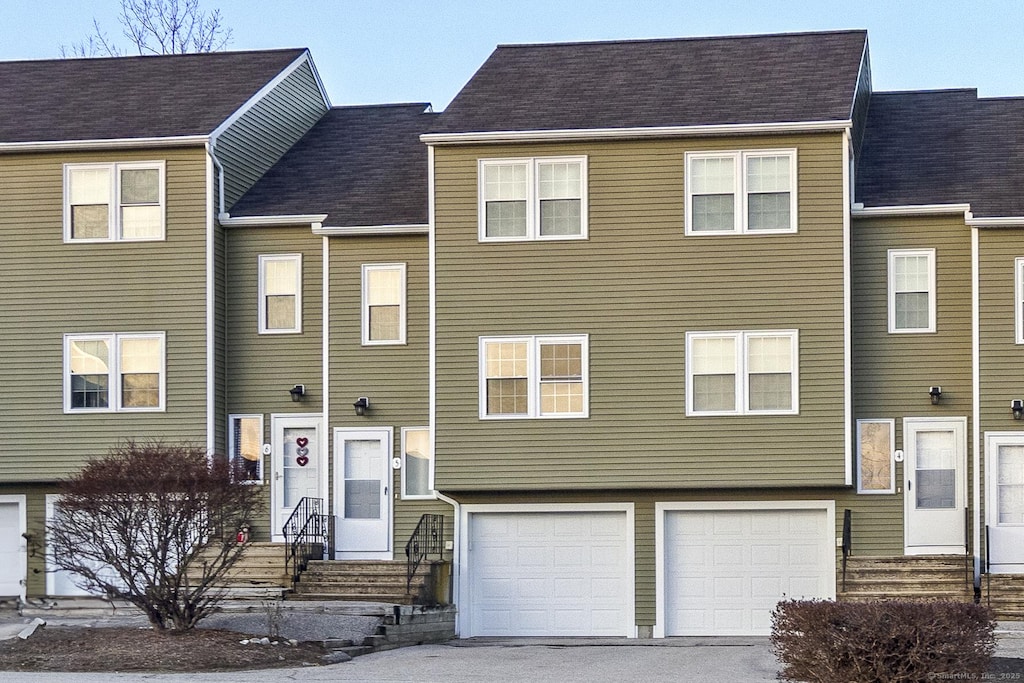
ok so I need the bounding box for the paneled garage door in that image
[465,511,632,637]
[0,501,24,598]
[663,507,833,636]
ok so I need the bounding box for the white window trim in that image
[229,414,264,485]
[401,426,434,500]
[63,331,166,413]
[887,248,936,334]
[684,149,798,235]
[477,156,589,242]
[856,418,896,494]
[361,262,407,346]
[258,253,303,334]
[63,161,166,242]
[685,329,799,416]
[1015,258,1024,344]
[479,334,590,419]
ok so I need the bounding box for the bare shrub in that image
[771,599,996,682]
[48,441,260,631]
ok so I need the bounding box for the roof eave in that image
[421,120,852,145]
[218,213,328,227]
[313,224,430,236]
[0,134,210,153]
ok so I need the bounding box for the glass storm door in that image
[333,428,392,558]
[986,435,1024,572]
[904,418,967,554]
[271,416,323,541]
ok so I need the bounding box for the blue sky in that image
[3,0,1023,109]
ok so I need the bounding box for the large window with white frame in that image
[479,334,589,419]
[258,254,302,334]
[362,263,406,345]
[401,427,433,498]
[229,415,264,483]
[685,150,797,235]
[478,156,588,241]
[888,248,936,333]
[64,162,165,242]
[64,332,166,413]
[686,330,799,415]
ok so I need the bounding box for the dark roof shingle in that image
[229,104,434,226]
[0,48,308,143]
[432,30,868,133]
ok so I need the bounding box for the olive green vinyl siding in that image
[433,134,848,491]
[850,214,973,552]
[326,236,450,554]
[977,227,1024,543]
[214,58,327,210]
[0,147,210,482]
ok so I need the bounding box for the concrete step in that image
[287,592,416,604]
[839,591,975,602]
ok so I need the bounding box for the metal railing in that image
[964,507,972,590]
[282,497,333,588]
[405,513,444,592]
[841,508,852,592]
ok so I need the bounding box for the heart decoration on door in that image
[296,437,309,447]
[296,455,309,467]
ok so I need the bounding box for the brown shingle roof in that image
[0,48,308,143]
[229,104,434,226]
[431,30,868,133]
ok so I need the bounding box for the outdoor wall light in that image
[353,397,371,416]
[289,384,305,402]
[929,386,942,405]
[1012,399,1024,420]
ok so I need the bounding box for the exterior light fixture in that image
[929,386,942,405]
[353,397,370,416]
[1012,399,1024,420]
[289,384,305,402]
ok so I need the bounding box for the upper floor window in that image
[479,334,589,419]
[258,254,302,334]
[64,162,165,242]
[401,427,433,499]
[686,330,799,415]
[685,150,797,235]
[64,332,166,413]
[888,248,936,333]
[362,263,406,345]
[1015,258,1024,344]
[478,156,588,241]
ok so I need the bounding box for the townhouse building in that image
[0,28,1021,639]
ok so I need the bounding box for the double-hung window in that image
[362,263,406,345]
[64,332,166,412]
[686,330,798,415]
[1015,258,1024,344]
[401,427,433,498]
[64,162,165,241]
[685,150,797,234]
[888,248,936,333]
[480,334,589,419]
[479,156,588,241]
[258,254,302,334]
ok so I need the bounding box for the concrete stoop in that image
[838,555,975,603]
[333,605,457,658]
[984,575,1024,620]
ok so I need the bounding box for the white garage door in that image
[664,508,833,636]
[0,501,25,597]
[466,511,632,637]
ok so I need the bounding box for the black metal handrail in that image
[985,524,991,605]
[283,497,333,587]
[405,513,444,592]
[964,507,972,590]
[841,509,852,592]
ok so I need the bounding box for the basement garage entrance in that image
[461,506,634,637]
[657,502,834,636]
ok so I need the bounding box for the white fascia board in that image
[210,50,323,143]
[966,216,1024,227]
[852,204,972,218]
[0,135,208,153]
[420,120,852,145]
[218,213,328,227]
[313,224,430,237]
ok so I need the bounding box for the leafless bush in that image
[771,599,996,682]
[48,441,260,631]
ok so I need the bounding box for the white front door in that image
[333,428,392,559]
[0,496,26,599]
[904,418,967,554]
[985,433,1024,572]
[271,415,325,542]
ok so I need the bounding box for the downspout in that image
[842,130,854,486]
[204,142,217,452]
[321,233,331,558]
[971,224,982,588]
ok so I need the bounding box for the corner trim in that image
[421,120,852,145]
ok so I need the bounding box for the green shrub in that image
[770,599,996,683]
